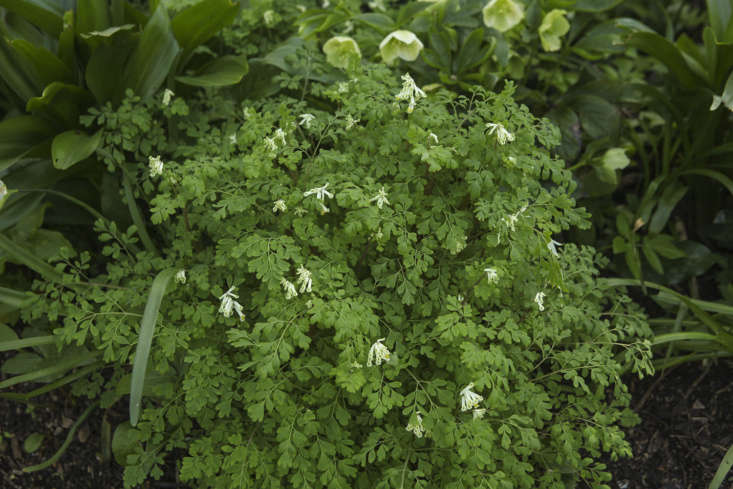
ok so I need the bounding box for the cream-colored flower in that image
[484,268,498,284]
[547,239,562,257]
[473,408,487,420]
[370,187,390,209]
[296,265,312,293]
[175,269,186,284]
[345,114,360,129]
[274,128,287,146]
[482,0,524,32]
[379,30,424,65]
[148,155,164,177]
[299,113,315,128]
[263,10,276,27]
[273,199,287,213]
[264,136,277,153]
[281,278,298,300]
[460,383,484,411]
[406,412,425,438]
[486,122,515,145]
[395,73,426,114]
[535,291,546,311]
[304,183,334,201]
[162,88,174,106]
[219,286,245,321]
[367,338,391,366]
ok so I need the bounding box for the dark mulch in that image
[2,361,732,488]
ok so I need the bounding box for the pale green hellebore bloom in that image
[322,36,361,70]
[379,30,424,65]
[482,0,525,32]
[538,9,570,52]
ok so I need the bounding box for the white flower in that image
[274,128,287,146]
[281,278,298,300]
[345,114,360,129]
[264,136,277,153]
[486,122,515,145]
[484,268,498,284]
[319,203,330,214]
[148,155,164,177]
[337,82,349,93]
[175,269,186,284]
[296,265,312,293]
[534,291,546,312]
[263,9,276,27]
[243,107,254,119]
[379,30,424,65]
[370,187,390,209]
[502,204,527,232]
[473,408,487,420]
[460,383,484,411]
[162,88,174,106]
[299,113,315,128]
[322,0,330,7]
[294,207,307,216]
[482,0,525,32]
[219,286,245,321]
[229,133,237,144]
[368,0,386,11]
[322,36,362,70]
[547,239,562,257]
[304,183,334,201]
[429,132,439,144]
[395,73,426,114]
[406,412,425,438]
[273,199,287,213]
[367,338,391,366]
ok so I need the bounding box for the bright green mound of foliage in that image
[32,64,651,488]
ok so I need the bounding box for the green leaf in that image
[0,324,18,342]
[641,238,663,274]
[624,247,642,280]
[111,422,141,465]
[681,168,733,197]
[0,351,96,388]
[122,5,180,99]
[573,0,624,11]
[175,55,248,87]
[571,94,620,139]
[0,116,55,171]
[23,433,44,453]
[85,43,131,104]
[645,234,686,259]
[707,0,733,43]
[9,39,74,87]
[0,0,64,36]
[51,130,102,170]
[649,183,687,233]
[75,0,111,34]
[352,13,395,32]
[625,31,700,89]
[0,335,55,352]
[709,442,733,489]
[171,0,238,60]
[0,36,41,104]
[0,234,64,282]
[455,28,490,74]
[26,82,95,128]
[129,268,176,426]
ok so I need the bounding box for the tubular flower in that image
[395,73,426,114]
[370,187,390,209]
[486,122,515,145]
[406,412,425,438]
[484,268,498,284]
[473,408,487,420]
[162,88,174,106]
[482,0,524,32]
[367,338,391,366]
[296,266,312,293]
[460,383,484,411]
[323,36,362,70]
[175,270,186,284]
[304,183,334,201]
[273,199,287,213]
[219,286,245,321]
[379,30,424,65]
[299,113,315,128]
[535,291,546,312]
[547,239,562,257]
[281,279,298,300]
[149,155,164,177]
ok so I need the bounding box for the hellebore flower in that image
[379,30,424,65]
[539,9,570,52]
[323,36,362,70]
[482,0,524,32]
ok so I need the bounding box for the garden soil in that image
[1,361,732,488]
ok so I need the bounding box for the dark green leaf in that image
[51,130,102,170]
[23,433,44,453]
[625,31,700,89]
[0,0,63,36]
[649,183,687,233]
[75,0,111,34]
[171,0,238,59]
[0,116,55,172]
[175,54,248,87]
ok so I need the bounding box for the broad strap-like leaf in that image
[129,268,176,426]
[51,130,102,170]
[171,0,239,60]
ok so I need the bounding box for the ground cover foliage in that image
[37,65,654,488]
[1,0,732,487]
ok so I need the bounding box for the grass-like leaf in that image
[129,268,176,426]
[709,442,733,489]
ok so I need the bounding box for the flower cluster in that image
[219,286,245,321]
[395,73,426,114]
[460,383,484,411]
[367,338,391,366]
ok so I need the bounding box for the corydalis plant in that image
[46,65,651,489]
